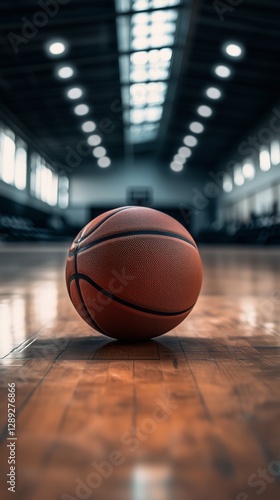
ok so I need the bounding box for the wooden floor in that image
[0,244,280,500]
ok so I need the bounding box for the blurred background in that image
[0,0,280,245]
[1,3,280,500]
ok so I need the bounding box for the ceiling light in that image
[153,0,180,7]
[174,154,186,164]
[271,140,280,165]
[223,174,233,192]
[74,104,89,116]
[178,146,192,158]
[93,146,106,158]
[206,87,222,100]
[170,161,183,172]
[48,41,65,55]
[189,122,204,134]
[197,105,213,117]
[87,134,102,146]
[151,10,178,23]
[224,42,243,58]
[133,0,149,10]
[131,13,150,25]
[160,47,172,61]
[152,22,176,35]
[243,161,255,179]
[132,38,150,51]
[81,121,96,133]
[147,91,165,105]
[57,66,74,79]
[67,87,83,100]
[234,165,244,186]
[131,68,149,82]
[146,106,162,122]
[149,50,160,63]
[131,108,146,124]
[149,67,168,80]
[148,82,167,94]
[183,135,197,147]
[97,157,111,168]
[131,51,149,65]
[214,65,231,78]
[132,25,150,38]
[150,34,174,48]
[259,148,271,171]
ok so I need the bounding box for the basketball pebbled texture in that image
[65,206,203,341]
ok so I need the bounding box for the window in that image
[58,176,69,208]
[14,145,27,190]
[40,163,53,204]
[30,153,59,206]
[116,0,181,143]
[0,122,65,206]
[270,139,280,166]
[51,173,58,207]
[1,130,16,185]
[0,125,27,190]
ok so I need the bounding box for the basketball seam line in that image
[69,230,197,256]
[72,254,106,334]
[74,206,135,244]
[68,273,196,317]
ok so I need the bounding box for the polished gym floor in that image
[0,245,280,500]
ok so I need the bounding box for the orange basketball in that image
[66,207,203,341]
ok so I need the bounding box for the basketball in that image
[66,206,203,341]
[3,4,279,496]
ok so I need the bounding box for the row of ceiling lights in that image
[170,40,244,172]
[47,41,111,168]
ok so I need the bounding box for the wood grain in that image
[0,244,280,500]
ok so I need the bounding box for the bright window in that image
[0,127,27,190]
[51,173,58,206]
[1,131,16,185]
[116,0,181,143]
[58,176,69,208]
[259,147,271,171]
[30,154,59,206]
[14,146,27,190]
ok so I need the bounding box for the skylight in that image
[116,0,181,144]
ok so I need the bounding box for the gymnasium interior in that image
[0,1,280,499]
